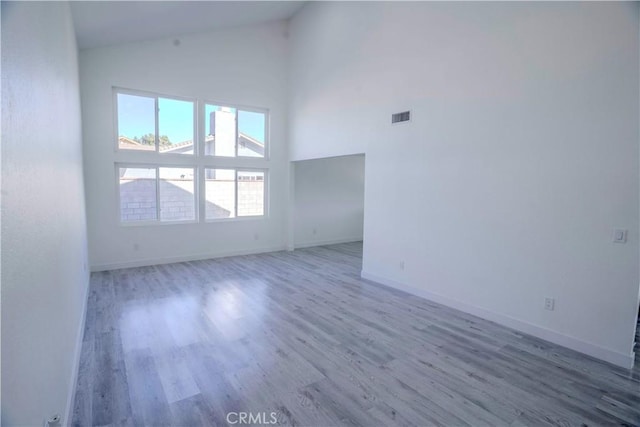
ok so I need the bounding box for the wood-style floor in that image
[72,242,640,426]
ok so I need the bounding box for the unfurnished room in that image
[2,1,640,426]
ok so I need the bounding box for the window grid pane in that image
[159,167,196,221]
[237,171,265,217]
[158,97,195,155]
[205,168,236,220]
[117,93,156,151]
[237,110,266,158]
[119,167,157,222]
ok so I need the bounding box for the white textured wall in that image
[289,2,640,367]
[79,21,289,270]
[1,2,89,425]
[294,154,365,248]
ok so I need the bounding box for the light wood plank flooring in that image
[72,242,640,426]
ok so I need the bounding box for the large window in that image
[115,88,268,224]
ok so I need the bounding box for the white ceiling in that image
[70,1,306,49]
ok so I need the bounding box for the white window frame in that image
[113,87,270,226]
[116,163,199,226]
[113,88,197,155]
[202,167,269,222]
[201,99,270,160]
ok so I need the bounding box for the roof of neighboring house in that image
[118,136,154,151]
[239,133,264,148]
[160,139,193,153]
[238,134,264,156]
[119,133,264,155]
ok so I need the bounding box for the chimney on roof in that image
[206,109,236,157]
[205,112,216,156]
[209,112,216,137]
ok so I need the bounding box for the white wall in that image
[294,154,365,248]
[79,21,289,270]
[288,2,373,161]
[289,2,640,368]
[1,2,89,425]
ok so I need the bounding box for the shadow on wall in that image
[119,179,230,221]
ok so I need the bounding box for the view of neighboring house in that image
[119,108,265,156]
[119,107,265,222]
[118,133,264,156]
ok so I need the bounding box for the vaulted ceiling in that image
[70,1,305,49]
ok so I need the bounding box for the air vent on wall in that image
[392,110,411,124]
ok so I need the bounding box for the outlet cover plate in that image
[544,298,555,311]
[613,228,628,244]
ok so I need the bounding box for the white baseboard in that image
[294,237,363,249]
[64,270,91,426]
[361,270,635,370]
[91,245,287,272]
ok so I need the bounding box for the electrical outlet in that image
[613,228,627,244]
[133,243,139,251]
[544,297,555,311]
[399,261,405,271]
[312,228,317,235]
[253,233,260,241]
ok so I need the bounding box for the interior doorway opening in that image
[291,153,365,250]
